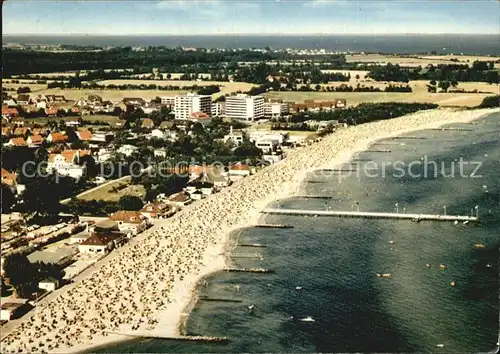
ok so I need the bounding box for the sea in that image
[3,35,500,55]
[95,112,499,353]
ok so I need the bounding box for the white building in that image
[151,129,166,140]
[38,278,59,292]
[249,132,288,145]
[117,144,139,157]
[46,150,90,180]
[1,302,25,321]
[255,140,278,154]
[263,153,284,164]
[225,94,264,121]
[96,148,112,163]
[90,131,113,144]
[154,148,167,158]
[264,101,289,119]
[174,93,211,120]
[223,126,244,146]
[78,234,116,254]
[211,102,226,117]
[161,96,175,108]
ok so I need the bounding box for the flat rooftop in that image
[27,246,77,265]
[1,302,24,311]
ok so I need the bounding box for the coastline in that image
[153,108,497,343]
[2,108,497,354]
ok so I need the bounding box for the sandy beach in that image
[1,107,497,354]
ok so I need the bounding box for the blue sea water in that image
[95,112,499,353]
[3,35,500,55]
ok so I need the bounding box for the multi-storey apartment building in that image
[225,94,264,121]
[174,93,211,120]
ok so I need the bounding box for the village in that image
[0,87,347,327]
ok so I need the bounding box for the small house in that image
[0,302,27,321]
[6,137,27,147]
[108,211,148,235]
[26,134,43,145]
[141,118,155,129]
[38,278,59,292]
[140,202,173,219]
[167,192,192,207]
[78,234,117,254]
[154,148,167,158]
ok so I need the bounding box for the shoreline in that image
[153,108,498,343]
[2,108,497,354]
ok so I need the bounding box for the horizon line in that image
[3,32,498,37]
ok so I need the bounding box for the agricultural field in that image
[27,88,189,102]
[320,70,370,82]
[346,54,500,68]
[96,79,256,97]
[264,90,491,107]
[418,55,500,63]
[16,69,134,78]
[2,82,48,93]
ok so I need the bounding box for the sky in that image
[3,0,499,35]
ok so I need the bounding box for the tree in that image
[486,71,499,84]
[3,254,37,298]
[478,95,500,108]
[145,188,159,202]
[17,86,31,94]
[34,261,64,282]
[79,155,98,179]
[21,175,63,219]
[1,277,12,297]
[438,80,451,92]
[234,139,262,158]
[355,74,360,81]
[118,195,143,211]
[1,184,15,214]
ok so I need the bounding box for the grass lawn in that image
[83,115,121,124]
[77,177,146,202]
[264,81,494,107]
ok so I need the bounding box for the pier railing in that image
[261,208,479,223]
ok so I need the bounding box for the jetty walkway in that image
[105,331,229,343]
[261,208,479,223]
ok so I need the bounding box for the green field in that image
[263,90,490,107]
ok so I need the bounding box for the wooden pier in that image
[296,195,339,200]
[314,168,358,173]
[199,297,243,303]
[392,136,427,140]
[223,267,275,274]
[431,128,473,132]
[261,208,479,223]
[254,224,293,229]
[305,180,327,184]
[230,253,262,259]
[367,149,391,153]
[106,331,229,343]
